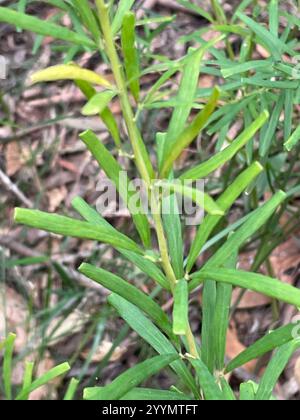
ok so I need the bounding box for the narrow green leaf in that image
[201,279,217,373]
[14,208,142,254]
[189,190,286,288]
[31,64,112,88]
[161,87,220,178]
[112,0,135,34]
[80,130,151,248]
[176,0,214,23]
[220,377,236,400]
[81,91,116,116]
[121,387,192,400]
[240,382,256,400]
[121,12,140,102]
[284,125,300,152]
[173,279,189,335]
[255,340,300,400]
[108,294,199,398]
[211,0,227,23]
[71,0,101,42]
[64,378,80,401]
[180,111,269,181]
[71,197,170,291]
[221,60,271,78]
[236,11,293,59]
[0,7,95,48]
[19,362,34,401]
[192,268,300,308]
[84,354,178,400]
[16,363,70,400]
[284,89,294,143]
[76,80,121,148]
[157,133,184,280]
[2,333,16,400]
[186,356,224,400]
[259,93,285,157]
[158,180,224,216]
[269,0,279,37]
[79,263,174,338]
[187,162,264,272]
[226,323,299,373]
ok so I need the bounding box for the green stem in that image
[95,0,153,186]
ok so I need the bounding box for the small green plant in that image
[1,0,300,400]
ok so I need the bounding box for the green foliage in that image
[1,0,300,401]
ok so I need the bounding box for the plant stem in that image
[95,0,153,186]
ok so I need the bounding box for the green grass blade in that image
[161,87,220,178]
[0,7,95,48]
[221,60,270,78]
[84,354,178,400]
[176,0,214,22]
[186,162,263,272]
[201,279,217,373]
[226,323,298,373]
[180,111,269,181]
[80,130,151,248]
[121,12,140,102]
[193,190,286,274]
[108,294,199,398]
[71,0,101,42]
[255,340,300,401]
[64,378,80,401]
[284,90,294,143]
[269,0,279,37]
[240,382,256,400]
[192,268,300,308]
[16,363,70,400]
[220,377,236,400]
[259,92,284,157]
[2,333,16,400]
[19,362,34,401]
[284,125,300,152]
[173,279,189,335]
[14,208,142,254]
[121,387,192,400]
[76,80,121,148]
[186,356,224,400]
[81,91,116,116]
[112,0,136,34]
[78,263,174,338]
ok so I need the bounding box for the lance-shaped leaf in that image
[180,111,269,181]
[20,361,34,401]
[78,263,173,338]
[76,80,121,148]
[240,382,256,401]
[186,356,224,401]
[284,125,300,152]
[72,197,170,291]
[84,354,178,400]
[81,90,117,116]
[80,130,151,248]
[30,64,112,88]
[157,180,224,216]
[16,363,71,400]
[189,190,286,291]
[64,378,80,401]
[187,162,263,272]
[255,340,300,401]
[71,0,101,42]
[160,87,220,178]
[2,333,16,400]
[173,279,189,335]
[226,323,298,373]
[176,0,214,22]
[191,268,300,308]
[112,0,136,34]
[14,208,142,254]
[0,7,95,48]
[121,12,140,102]
[108,294,199,398]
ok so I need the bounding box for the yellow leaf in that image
[30,64,112,88]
